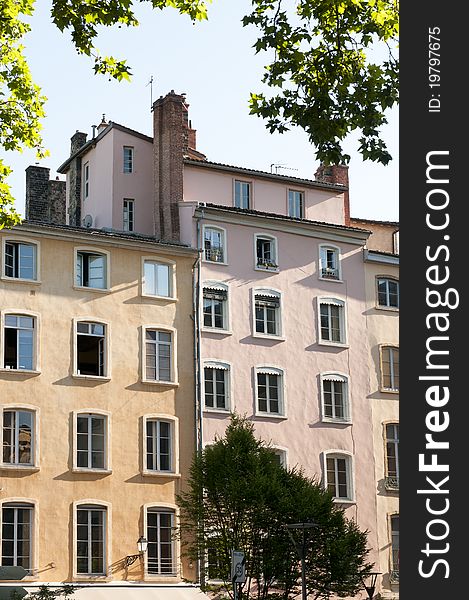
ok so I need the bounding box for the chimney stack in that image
[152,91,186,241]
[25,166,66,224]
[315,164,350,226]
[68,131,88,226]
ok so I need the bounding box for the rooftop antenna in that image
[146,76,154,108]
[270,163,299,175]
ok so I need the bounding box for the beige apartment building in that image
[352,218,399,599]
[0,217,202,597]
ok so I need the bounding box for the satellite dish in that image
[83,214,93,228]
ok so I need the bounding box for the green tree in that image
[0,0,398,227]
[177,415,372,599]
[245,0,399,166]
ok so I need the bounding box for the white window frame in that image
[0,310,40,374]
[201,282,230,333]
[123,198,135,232]
[72,410,111,473]
[143,503,179,578]
[1,237,40,283]
[322,450,355,503]
[83,162,90,200]
[318,244,342,282]
[252,288,283,340]
[317,297,347,347]
[203,361,231,413]
[271,446,288,468]
[254,233,278,272]
[380,345,399,393]
[389,513,399,582]
[202,225,227,265]
[319,372,351,423]
[141,257,177,301]
[74,247,110,292]
[0,405,40,471]
[0,498,38,577]
[73,318,110,380]
[384,422,399,490]
[142,414,180,477]
[376,276,399,310]
[141,325,178,386]
[254,366,286,418]
[73,500,111,578]
[233,179,251,209]
[123,146,134,174]
[287,189,304,218]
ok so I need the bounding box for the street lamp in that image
[285,522,318,600]
[125,536,148,567]
[360,572,381,600]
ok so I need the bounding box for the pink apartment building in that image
[52,92,382,587]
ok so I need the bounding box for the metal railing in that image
[384,476,399,491]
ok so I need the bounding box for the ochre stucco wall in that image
[0,228,196,584]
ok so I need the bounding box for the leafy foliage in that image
[9,585,76,600]
[244,0,399,166]
[0,0,47,228]
[0,0,398,226]
[178,415,372,599]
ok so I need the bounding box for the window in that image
[123,146,134,173]
[319,298,346,345]
[76,250,107,290]
[381,346,399,391]
[146,508,176,575]
[393,230,399,255]
[254,291,281,337]
[324,453,353,501]
[321,374,350,422]
[204,227,226,263]
[2,409,34,466]
[203,285,228,330]
[3,241,37,281]
[3,315,35,371]
[272,448,287,468]
[1,503,34,572]
[390,515,399,582]
[255,234,278,270]
[76,505,106,575]
[146,419,173,472]
[76,321,107,377]
[377,277,399,309]
[319,245,340,280]
[256,368,284,416]
[204,363,230,411]
[123,199,134,232]
[143,260,173,298]
[144,329,173,383]
[385,423,399,490]
[76,414,107,470]
[288,190,304,218]
[83,162,89,199]
[234,180,250,209]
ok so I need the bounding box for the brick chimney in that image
[68,131,88,226]
[315,164,350,226]
[25,166,66,224]
[152,91,186,241]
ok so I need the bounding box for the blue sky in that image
[7,0,398,221]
